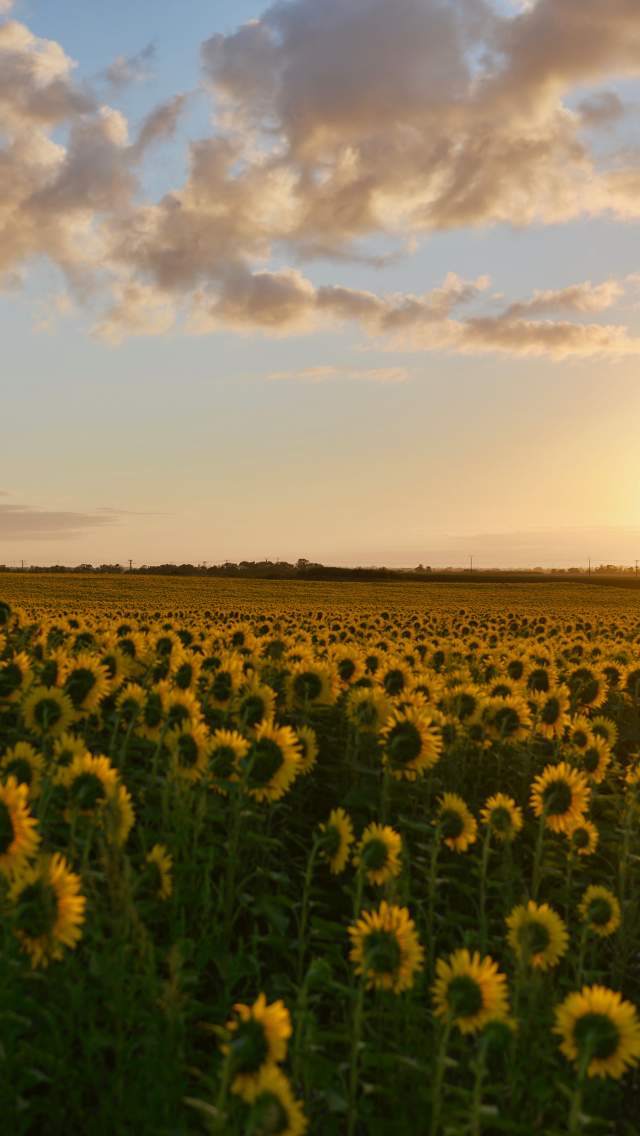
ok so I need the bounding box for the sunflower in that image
[241,722,301,803]
[432,949,510,1034]
[295,725,319,774]
[567,665,609,710]
[208,728,248,793]
[590,716,618,748]
[568,717,595,753]
[480,793,523,842]
[579,886,621,937]
[506,901,568,970]
[22,686,75,737]
[52,731,88,769]
[375,657,414,699]
[226,993,292,1097]
[0,652,32,702]
[330,644,365,688]
[348,900,424,993]
[240,1065,307,1136]
[115,682,145,725]
[166,720,212,782]
[578,737,611,785]
[532,686,571,741]
[354,823,402,886]
[380,705,442,781]
[436,793,478,852]
[0,742,44,799]
[565,818,599,857]
[160,684,204,732]
[483,695,532,742]
[234,676,277,732]
[318,807,354,875]
[136,686,166,742]
[285,660,338,710]
[0,777,40,878]
[63,653,111,714]
[57,752,121,835]
[554,985,640,1079]
[345,686,392,734]
[441,683,485,725]
[530,762,591,834]
[102,782,135,846]
[9,852,85,968]
[145,844,173,900]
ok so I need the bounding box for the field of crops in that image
[1,575,640,1135]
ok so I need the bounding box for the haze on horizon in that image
[2,0,640,570]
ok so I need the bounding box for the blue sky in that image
[3,0,640,567]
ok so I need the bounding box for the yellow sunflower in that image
[590,716,618,748]
[165,720,212,782]
[9,852,86,968]
[345,686,392,734]
[295,725,319,774]
[354,823,402,886]
[0,652,32,703]
[240,1065,308,1136]
[565,818,599,857]
[242,721,301,803]
[506,901,568,970]
[0,742,44,799]
[578,737,612,785]
[380,705,442,781]
[348,900,424,993]
[375,657,414,699]
[480,794,523,843]
[432,949,510,1034]
[63,653,111,714]
[567,665,609,711]
[234,676,277,732]
[52,731,88,769]
[437,793,478,852]
[483,695,532,742]
[554,985,640,1079]
[208,728,248,793]
[22,686,75,737]
[568,717,595,753]
[0,776,40,878]
[532,686,571,741]
[145,844,173,900]
[226,993,292,1097]
[579,886,621,938]
[318,807,354,875]
[530,762,591,834]
[285,660,338,710]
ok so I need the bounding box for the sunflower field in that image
[1,576,640,1135]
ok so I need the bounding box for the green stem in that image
[479,829,491,953]
[223,785,245,942]
[353,865,365,920]
[347,981,365,1136]
[531,816,546,900]
[427,827,441,968]
[470,1036,488,1136]
[297,839,320,984]
[430,1019,452,1136]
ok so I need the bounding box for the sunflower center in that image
[176,734,199,767]
[0,663,22,698]
[542,780,572,816]
[491,684,511,699]
[383,669,405,695]
[211,745,236,780]
[69,772,106,810]
[507,660,525,680]
[175,667,193,691]
[574,1012,620,1060]
[387,722,422,765]
[40,660,59,687]
[361,838,389,871]
[212,672,233,703]
[587,899,612,927]
[572,827,590,850]
[363,929,402,974]
[0,799,15,854]
[517,920,550,956]
[353,699,378,727]
[440,809,464,839]
[33,696,64,729]
[293,671,323,701]
[541,698,560,725]
[570,670,599,705]
[250,1090,289,1135]
[489,806,512,834]
[248,739,284,785]
[144,693,164,728]
[493,707,520,737]
[240,695,266,728]
[338,659,356,682]
[583,747,600,774]
[573,729,588,749]
[65,668,97,709]
[229,1018,268,1074]
[16,880,56,939]
[528,668,550,693]
[4,758,33,787]
[446,975,484,1018]
[321,825,341,858]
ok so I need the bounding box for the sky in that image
[2,0,640,569]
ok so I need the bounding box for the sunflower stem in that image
[469,1035,489,1136]
[531,816,546,900]
[430,1018,452,1136]
[427,826,442,970]
[297,838,320,985]
[479,828,491,953]
[347,980,365,1136]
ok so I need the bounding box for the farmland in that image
[1,575,640,1134]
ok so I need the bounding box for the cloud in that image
[103,43,155,91]
[501,279,624,319]
[577,90,626,126]
[267,365,409,383]
[0,503,122,540]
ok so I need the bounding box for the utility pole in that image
[636,560,638,578]
[128,559,133,572]
[588,558,591,577]
[469,555,473,574]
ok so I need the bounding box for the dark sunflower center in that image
[40,660,59,687]
[212,672,233,703]
[240,695,266,728]
[4,758,33,787]
[542,780,572,816]
[353,699,378,727]
[33,697,64,728]
[338,659,356,682]
[573,729,588,749]
[293,671,323,701]
[507,660,525,680]
[120,696,141,723]
[156,637,173,657]
[541,698,560,725]
[528,668,550,693]
[363,928,402,974]
[176,735,199,767]
[65,668,97,709]
[16,880,56,939]
[174,663,194,690]
[570,670,599,705]
[572,827,590,850]
[583,748,600,774]
[383,669,405,695]
[491,684,511,699]
[248,739,284,785]
[361,838,389,871]
[69,772,106,810]
[440,809,464,839]
[387,722,422,765]
[365,654,379,674]
[574,1012,620,1060]
[0,663,23,698]
[0,799,15,854]
[446,975,484,1018]
[167,703,190,728]
[211,745,236,780]
[493,707,520,737]
[490,806,512,834]
[119,637,137,658]
[321,825,341,858]
[229,1018,268,1074]
[250,1090,289,1136]
[587,899,612,927]
[517,920,550,956]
